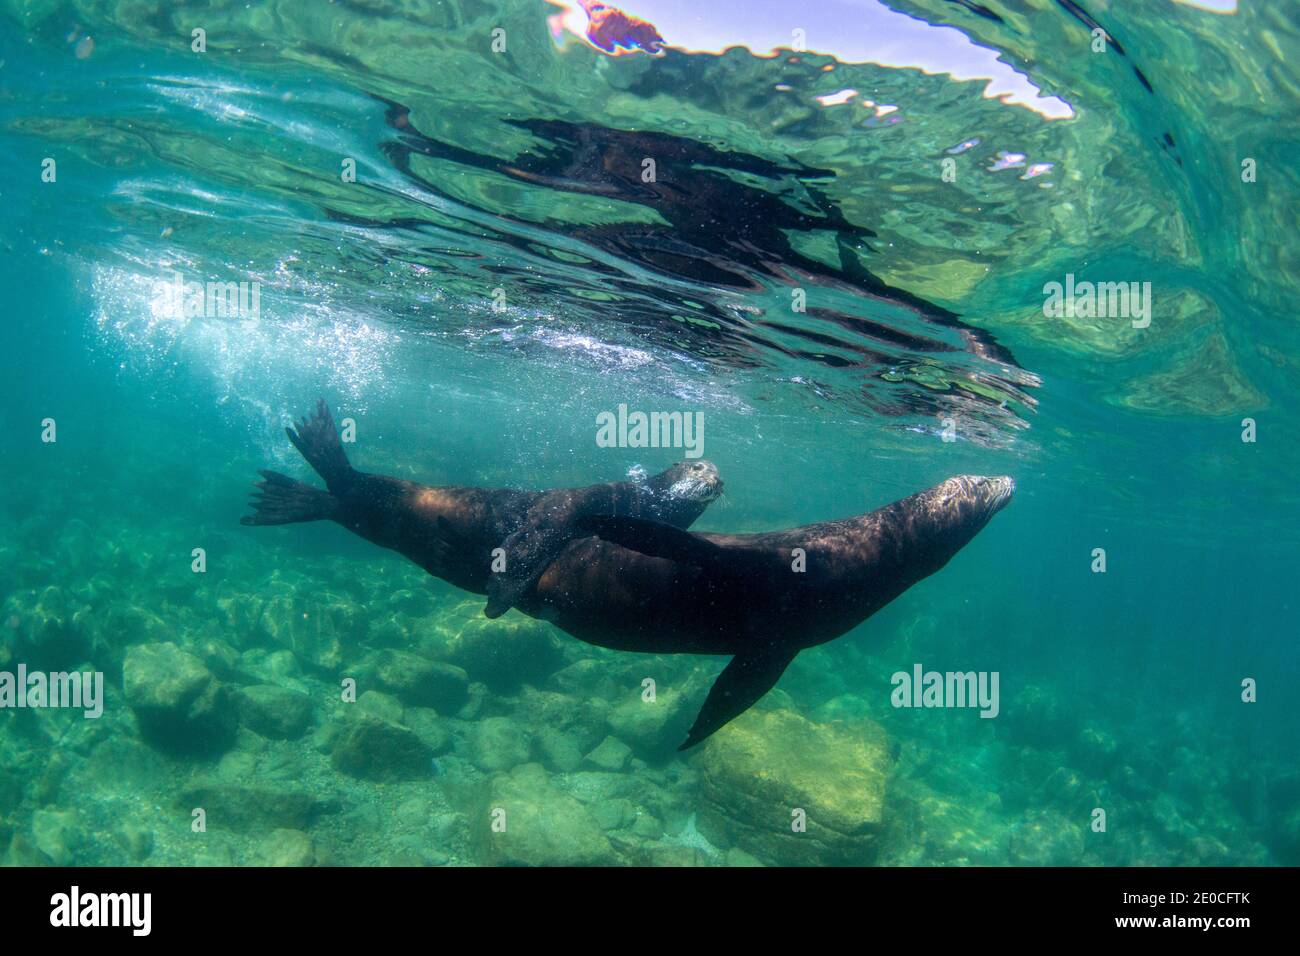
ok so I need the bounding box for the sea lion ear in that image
[576,516,724,568]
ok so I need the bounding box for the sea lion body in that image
[244,402,1011,751]
[522,474,1015,746]
[529,474,1014,653]
[242,401,722,597]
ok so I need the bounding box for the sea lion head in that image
[647,459,724,504]
[927,474,1014,524]
[870,474,1014,586]
[907,474,1014,552]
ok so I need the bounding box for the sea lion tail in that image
[241,470,339,526]
[286,398,357,494]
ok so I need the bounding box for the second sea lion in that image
[241,399,723,597]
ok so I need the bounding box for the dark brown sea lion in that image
[244,401,1010,751]
[241,400,722,597]
[523,474,1015,748]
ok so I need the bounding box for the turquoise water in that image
[1,0,1298,866]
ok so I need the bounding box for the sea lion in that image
[519,474,1015,748]
[241,399,723,597]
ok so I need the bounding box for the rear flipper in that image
[286,399,357,494]
[241,470,339,525]
[679,643,799,750]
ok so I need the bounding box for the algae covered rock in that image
[258,592,359,671]
[330,711,436,782]
[238,684,313,740]
[257,828,316,867]
[605,685,697,762]
[1008,809,1085,865]
[3,586,91,669]
[443,613,567,692]
[401,707,453,755]
[123,642,238,755]
[584,736,632,772]
[364,649,469,713]
[481,763,616,866]
[31,809,85,865]
[471,715,532,773]
[177,782,332,832]
[534,726,583,772]
[515,686,605,751]
[692,708,891,865]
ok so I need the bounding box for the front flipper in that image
[679,644,799,750]
[576,515,728,569]
[484,526,566,619]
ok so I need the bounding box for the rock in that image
[177,782,331,832]
[114,823,155,862]
[606,686,696,761]
[515,687,605,750]
[123,642,237,755]
[584,736,632,772]
[549,659,620,700]
[564,771,639,805]
[692,708,891,865]
[76,737,167,795]
[387,588,435,617]
[330,713,435,782]
[590,798,636,831]
[630,811,663,840]
[263,650,303,683]
[481,764,616,865]
[472,716,531,773]
[258,591,359,671]
[534,727,583,773]
[3,586,90,669]
[1008,810,1086,865]
[357,690,404,723]
[444,615,566,692]
[217,749,259,780]
[402,707,453,755]
[1077,722,1118,773]
[193,639,242,681]
[258,828,316,867]
[216,593,265,643]
[366,650,469,713]
[239,685,313,740]
[645,845,710,867]
[31,810,83,865]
